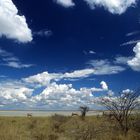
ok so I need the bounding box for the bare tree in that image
[79,106,89,120]
[99,89,140,135]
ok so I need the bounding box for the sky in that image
[0,0,140,110]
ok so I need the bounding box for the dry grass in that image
[0,114,139,140]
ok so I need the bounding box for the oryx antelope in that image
[102,111,114,119]
[27,113,32,117]
[71,113,79,116]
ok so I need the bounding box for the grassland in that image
[0,114,139,140]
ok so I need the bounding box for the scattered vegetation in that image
[79,106,89,120]
[0,113,139,140]
[100,89,140,135]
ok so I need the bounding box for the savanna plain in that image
[0,113,139,140]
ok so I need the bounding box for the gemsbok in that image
[71,113,79,117]
[27,113,32,117]
[102,111,114,119]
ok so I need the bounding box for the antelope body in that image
[27,113,32,117]
[71,113,79,116]
[102,111,114,119]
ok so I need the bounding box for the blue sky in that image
[0,0,140,110]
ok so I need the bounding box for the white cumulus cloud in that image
[0,77,109,109]
[31,82,108,109]
[127,42,140,71]
[23,72,61,86]
[100,81,108,90]
[83,0,137,14]
[0,0,32,42]
[23,69,96,86]
[0,81,33,105]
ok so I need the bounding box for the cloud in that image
[88,52,140,73]
[0,48,12,57]
[23,72,61,86]
[63,69,95,79]
[31,82,107,109]
[2,67,139,110]
[9,68,109,109]
[89,50,96,54]
[121,40,140,46]
[87,47,140,73]
[122,89,133,93]
[33,29,52,37]
[0,74,109,109]
[23,65,124,88]
[127,42,140,71]
[23,69,96,87]
[0,48,34,68]
[23,61,126,87]
[113,43,140,72]
[3,61,34,69]
[83,0,137,14]
[55,0,75,8]
[54,0,137,14]
[83,50,96,55]
[0,0,32,43]
[100,81,108,90]
[107,90,114,96]
[0,81,33,106]
[88,59,125,75]
[0,75,7,78]
[114,56,132,64]
[126,31,140,37]
[2,57,19,62]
